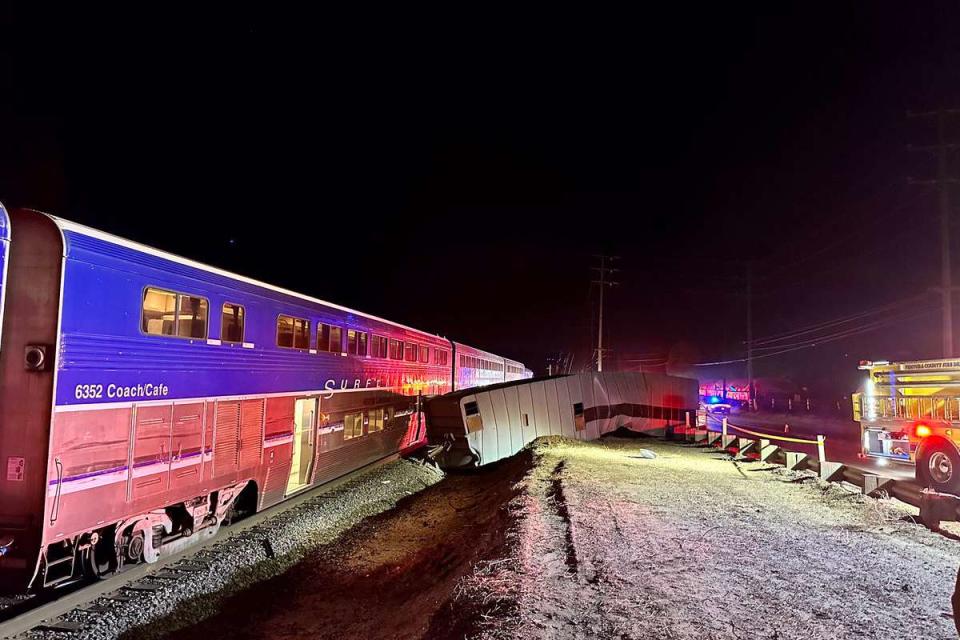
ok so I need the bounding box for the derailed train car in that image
[0,205,527,593]
[426,371,699,468]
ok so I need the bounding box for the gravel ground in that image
[15,458,442,640]
[463,437,960,640]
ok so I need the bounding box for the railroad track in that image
[0,453,400,639]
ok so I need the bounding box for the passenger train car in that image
[0,205,531,592]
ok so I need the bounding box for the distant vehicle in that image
[854,359,960,493]
[0,205,531,593]
[701,395,733,415]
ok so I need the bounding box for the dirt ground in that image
[164,452,531,640]
[163,437,960,640]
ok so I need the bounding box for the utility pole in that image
[591,255,619,372]
[746,262,754,400]
[909,108,960,357]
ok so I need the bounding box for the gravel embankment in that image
[465,437,960,640]
[18,458,442,640]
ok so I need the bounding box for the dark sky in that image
[2,3,959,392]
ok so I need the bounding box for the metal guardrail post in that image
[721,418,738,449]
[784,451,808,470]
[816,434,845,481]
[758,438,779,462]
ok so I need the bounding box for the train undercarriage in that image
[37,481,255,590]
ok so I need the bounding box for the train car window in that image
[141,288,209,339]
[343,412,364,440]
[177,295,208,338]
[142,288,178,336]
[329,325,342,352]
[419,345,429,363]
[389,339,403,360]
[367,408,384,433]
[348,330,368,356]
[404,342,417,362]
[316,323,341,352]
[221,303,245,343]
[278,315,309,348]
[371,334,388,358]
[347,330,357,354]
[317,323,331,351]
[294,318,311,349]
[277,315,295,348]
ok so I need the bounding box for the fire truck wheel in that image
[918,439,960,495]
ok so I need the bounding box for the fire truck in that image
[853,359,960,494]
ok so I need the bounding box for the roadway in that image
[705,408,916,482]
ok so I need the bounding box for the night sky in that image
[2,3,959,394]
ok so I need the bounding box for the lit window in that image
[277,316,294,348]
[371,334,388,358]
[343,412,364,440]
[404,343,417,362]
[277,315,310,349]
[348,330,368,356]
[295,318,310,349]
[317,323,341,352]
[317,324,331,352]
[367,408,384,433]
[369,334,380,357]
[389,339,403,360]
[419,345,429,363]
[177,296,208,338]
[221,303,245,343]
[142,287,208,339]
[142,288,177,336]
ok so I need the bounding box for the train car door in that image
[129,404,173,500]
[238,399,265,470]
[169,403,204,492]
[286,398,316,495]
[214,400,240,477]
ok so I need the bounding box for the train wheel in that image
[918,440,960,495]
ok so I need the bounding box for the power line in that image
[749,304,936,352]
[748,293,931,347]
[695,305,936,366]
